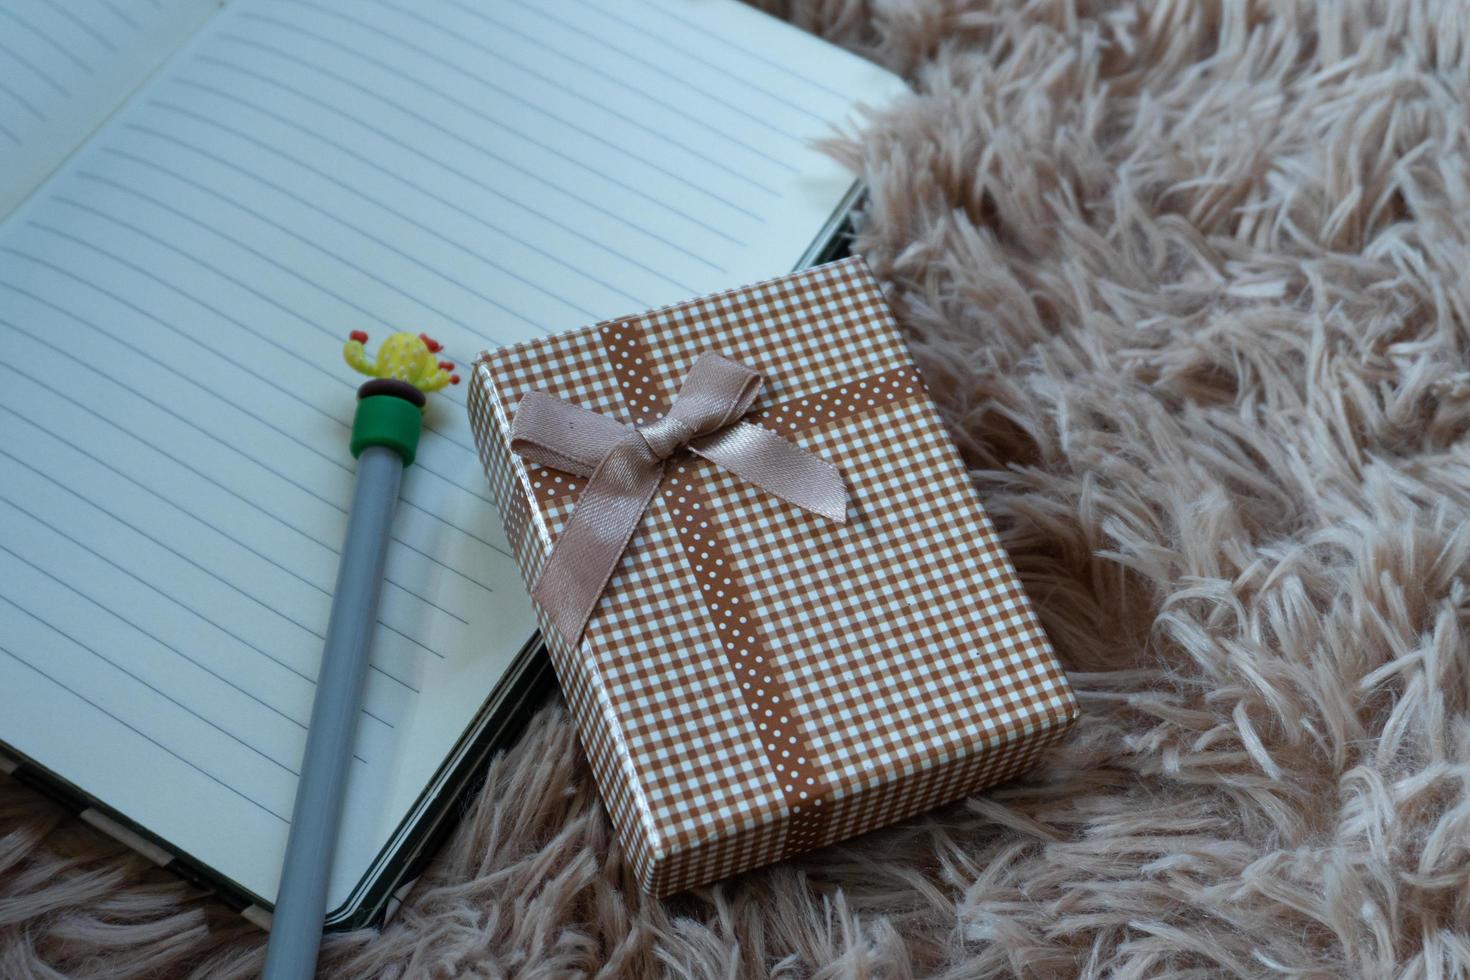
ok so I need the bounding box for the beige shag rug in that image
[7,0,1470,975]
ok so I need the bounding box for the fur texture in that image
[6,0,1470,975]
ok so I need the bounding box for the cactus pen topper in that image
[339,330,459,465]
[344,329,459,392]
[263,331,457,980]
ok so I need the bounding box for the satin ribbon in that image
[510,353,848,645]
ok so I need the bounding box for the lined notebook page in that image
[0,0,906,909]
[0,0,219,218]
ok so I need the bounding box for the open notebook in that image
[0,0,905,926]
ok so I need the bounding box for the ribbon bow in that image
[510,353,848,645]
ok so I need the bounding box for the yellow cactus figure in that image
[343,330,459,392]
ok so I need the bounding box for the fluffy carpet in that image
[6,0,1470,975]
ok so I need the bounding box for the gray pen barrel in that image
[263,444,403,980]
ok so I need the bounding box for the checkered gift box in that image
[468,256,1077,895]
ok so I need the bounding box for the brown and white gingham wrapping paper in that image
[468,257,1077,895]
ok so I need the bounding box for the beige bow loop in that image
[510,353,848,645]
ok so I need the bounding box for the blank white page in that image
[0,0,906,911]
[0,0,219,219]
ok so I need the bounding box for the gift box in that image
[468,257,1077,895]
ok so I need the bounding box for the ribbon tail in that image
[692,421,848,524]
[511,391,631,477]
[531,435,665,646]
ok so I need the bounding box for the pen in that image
[263,332,456,980]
